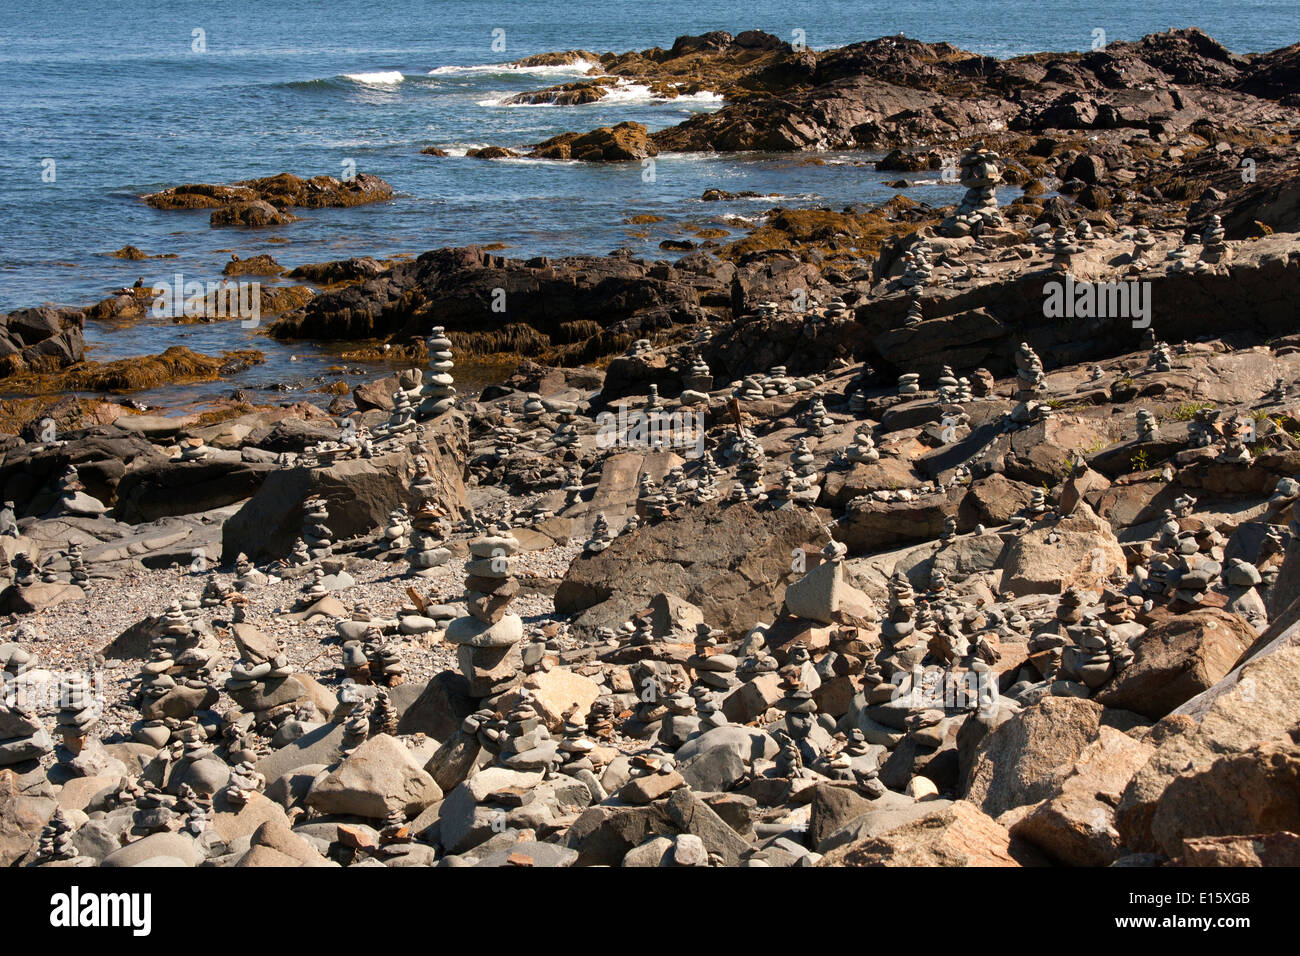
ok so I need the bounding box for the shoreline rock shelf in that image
[3,23,1300,870]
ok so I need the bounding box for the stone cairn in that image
[585,513,615,554]
[55,673,99,754]
[406,458,451,576]
[1048,226,1082,271]
[736,375,766,402]
[37,808,77,862]
[844,424,880,464]
[899,242,934,288]
[1136,409,1158,443]
[0,643,52,766]
[683,353,713,393]
[379,386,418,439]
[418,326,457,417]
[1130,227,1157,269]
[693,451,721,504]
[636,473,670,521]
[552,418,580,450]
[1199,214,1231,265]
[799,398,834,437]
[941,144,1003,236]
[1146,341,1173,373]
[300,496,334,561]
[134,599,219,745]
[1220,416,1253,462]
[381,506,411,559]
[1015,341,1046,396]
[730,433,768,502]
[446,528,525,699]
[904,295,923,328]
[898,373,921,396]
[763,367,797,397]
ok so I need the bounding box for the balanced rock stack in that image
[584,512,614,553]
[50,464,106,517]
[1049,226,1082,271]
[683,353,713,393]
[730,433,767,502]
[225,624,297,717]
[1200,214,1231,265]
[446,528,525,699]
[1136,409,1158,442]
[300,496,334,561]
[736,376,766,402]
[898,373,920,396]
[1014,341,1045,396]
[844,425,879,464]
[418,326,457,417]
[904,297,923,327]
[941,144,1003,236]
[55,673,99,754]
[407,459,452,575]
[799,398,834,437]
[693,452,721,504]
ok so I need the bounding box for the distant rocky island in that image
[2,28,1300,869]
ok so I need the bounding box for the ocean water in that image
[0,0,1295,403]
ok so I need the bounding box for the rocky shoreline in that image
[2,28,1300,869]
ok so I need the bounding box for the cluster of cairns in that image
[6,182,1300,870]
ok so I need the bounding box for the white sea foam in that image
[342,70,404,85]
[476,80,724,108]
[429,59,599,77]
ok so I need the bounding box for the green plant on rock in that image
[1130,448,1149,472]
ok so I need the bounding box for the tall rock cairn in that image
[445,527,524,699]
[418,327,457,418]
[941,143,1003,236]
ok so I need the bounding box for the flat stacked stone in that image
[585,512,615,553]
[417,326,457,417]
[406,459,452,576]
[844,425,879,464]
[1200,214,1231,264]
[940,144,1003,236]
[54,673,98,753]
[300,495,334,560]
[683,353,713,392]
[1015,341,1046,395]
[446,530,525,699]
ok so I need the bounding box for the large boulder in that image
[1007,726,1155,866]
[305,734,442,820]
[995,503,1125,597]
[0,770,51,866]
[555,501,830,637]
[1117,608,1300,853]
[964,697,1143,817]
[222,413,467,561]
[529,121,658,161]
[1148,737,1300,859]
[1095,609,1255,719]
[115,458,276,523]
[818,800,1021,867]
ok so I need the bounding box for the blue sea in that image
[0,0,1295,403]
